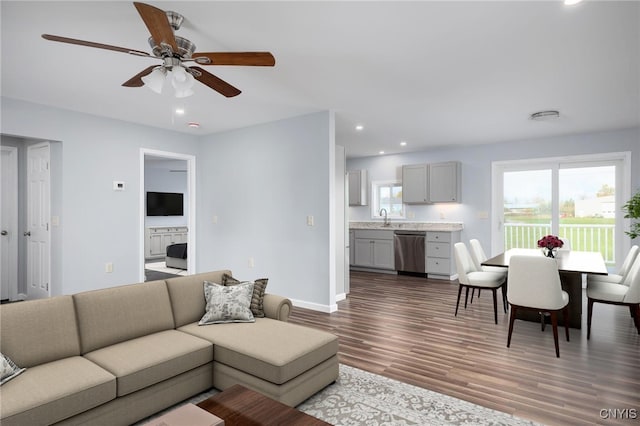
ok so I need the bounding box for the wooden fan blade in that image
[190,67,241,98]
[134,2,178,53]
[192,52,275,67]
[42,34,151,57]
[122,65,157,87]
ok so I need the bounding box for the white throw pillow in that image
[199,281,255,325]
[1,353,25,385]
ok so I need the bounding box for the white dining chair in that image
[587,253,640,339]
[469,239,508,306]
[587,245,638,286]
[506,255,570,358]
[453,242,507,324]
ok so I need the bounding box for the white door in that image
[26,143,51,299]
[1,146,19,300]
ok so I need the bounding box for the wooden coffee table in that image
[197,384,330,426]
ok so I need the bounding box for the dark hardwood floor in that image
[288,271,640,426]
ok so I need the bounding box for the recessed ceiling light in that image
[564,0,583,5]
[530,110,560,121]
[187,122,200,128]
[175,108,185,115]
[400,141,407,146]
[378,150,385,155]
[355,125,364,131]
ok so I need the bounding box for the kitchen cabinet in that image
[348,169,368,206]
[145,226,188,259]
[425,231,460,280]
[429,161,461,203]
[402,164,428,203]
[353,230,394,270]
[402,161,461,204]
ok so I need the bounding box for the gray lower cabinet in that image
[353,230,395,270]
[425,231,460,279]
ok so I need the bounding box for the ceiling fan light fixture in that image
[141,67,166,94]
[171,66,195,98]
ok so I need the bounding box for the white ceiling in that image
[2,1,638,158]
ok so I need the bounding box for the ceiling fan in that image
[42,2,275,98]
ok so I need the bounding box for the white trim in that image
[290,298,338,313]
[140,149,196,281]
[1,146,19,300]
[336,293,347,302]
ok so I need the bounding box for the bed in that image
[165,243,187,270]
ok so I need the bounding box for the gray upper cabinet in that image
[402,161,461,204]
[402,164,428,203]
[429,161,461,203]
[348,169,368,206]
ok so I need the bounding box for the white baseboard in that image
[290,298,338,313]
[336,293,347,302]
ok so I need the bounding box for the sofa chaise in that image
[0,270,339,426]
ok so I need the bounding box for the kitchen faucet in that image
[380,208,389,226]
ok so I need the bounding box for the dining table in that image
[482,248,608,329]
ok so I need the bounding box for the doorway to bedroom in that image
[141,149,196,282]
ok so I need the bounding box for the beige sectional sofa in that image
[0,271,339,426]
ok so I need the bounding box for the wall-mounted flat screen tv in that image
[146,192,184,216]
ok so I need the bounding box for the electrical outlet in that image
[248,257,255,268]
[105,262,113,273]
[212,215,218,224]
[307,215,314,226]
[407,211,415,219]
[439,211,446,219]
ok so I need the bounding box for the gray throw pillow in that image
[1,353,25,385]
[222,273,268,318]
[199,281,255,325]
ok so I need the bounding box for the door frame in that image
[491,151,631,269]
[1,145,19,300]
[139,148,196,281]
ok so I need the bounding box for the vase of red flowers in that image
[537,235,564,258]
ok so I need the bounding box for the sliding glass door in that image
[493,153,630,268]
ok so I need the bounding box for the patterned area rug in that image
[298,365,540,425]
[138,365,540,425]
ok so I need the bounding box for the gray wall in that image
[1,97,200,295]
[347,127,640,256]
[196,111,337,310]
[3,95,638,309]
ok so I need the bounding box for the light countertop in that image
[350,221,463,232]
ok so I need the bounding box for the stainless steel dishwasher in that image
[393,230,426,274]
